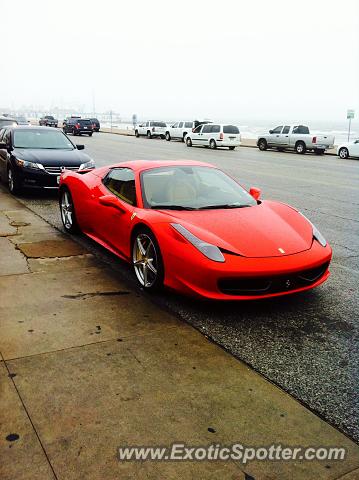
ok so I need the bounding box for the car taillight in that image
[312,136,317,144]
[220,132,224,140]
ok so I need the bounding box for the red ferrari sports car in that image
[59,160,332,300]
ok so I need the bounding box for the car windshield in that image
[141,166,257,210]
[13,130,75,149]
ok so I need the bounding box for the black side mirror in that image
[269,130,273,134]
[76,144,85,150]
[0,142,7,149]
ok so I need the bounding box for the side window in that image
[272,126,283,134]
[184,122,192,128]
[210,125,220,133]
[193,125,203,133]
[178,122,184,128]
[0,129,4,142]
[282,126,290,134]
[103,168,136,206]
[202,124,212,133]
[172,122,179,128]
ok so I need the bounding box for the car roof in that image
[5,126,63,133]
[107,160,216,172]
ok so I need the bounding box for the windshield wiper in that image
[198,204,252,210]
[151,205,197,210]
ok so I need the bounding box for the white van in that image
[185,124,241,150]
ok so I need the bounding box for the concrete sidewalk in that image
[0,188,358,480]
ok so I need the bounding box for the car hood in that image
[163,201,313,258]
[13,148,91,166]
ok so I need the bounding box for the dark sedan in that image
[0,127,95,194]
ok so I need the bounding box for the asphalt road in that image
[12,132,359,442]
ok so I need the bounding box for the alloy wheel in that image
[133,234,158,288]
[8,169,14,192]
[339,148,349,159]
[61,191,73,230]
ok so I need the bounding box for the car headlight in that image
[15,158,44,170]
[312,224,327,247]
[299,212,327,247]
[171,223,225,262]
[78,159,95,171]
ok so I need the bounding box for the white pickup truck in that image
[257,125,335,155]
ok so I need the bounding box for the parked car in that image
[165,120,212,142]
[337,139,359,159]
[63,118,93,136]
[135,121,167,139]
[185,124,241,150]
[0,126,94,194]
[89,118,100,132]
[59,160,331,300]
[13,116,30,125]
[39,115,58,127]
[0,116,18,129]
[257,125,335,155]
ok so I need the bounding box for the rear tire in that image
[339,147,349,159]
[258,138,268,151]
[132,227,164,291]
[59,188,80,234]
[135,130,139,138]
[182,134,187,142]
[295,141,306,154]
[229,146,236,150]
[209,139,217,150]
[88,133,93,137]
[186,137,192,147]
[165,132,171,141]
[147,131,152,139]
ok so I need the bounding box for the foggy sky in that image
[2,0,359,124]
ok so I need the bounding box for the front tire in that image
[60,188,80,234]
[209,139,217,150]
[295,141,306,154]
[132,228,164,291]
[8,166,21,195]
[339,147,349,159]
[165,132,171,141]
[186,137,192,147]
[258,138,267,151]
[135,130,140,138]
[147,131,152,139]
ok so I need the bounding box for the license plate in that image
[84,127,87,129]
[57,176,60,185]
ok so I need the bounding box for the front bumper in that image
[163,239,332,300]
[15,166,80,188]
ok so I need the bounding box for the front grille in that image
[218,262,329,296]
[44,165,80,175]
